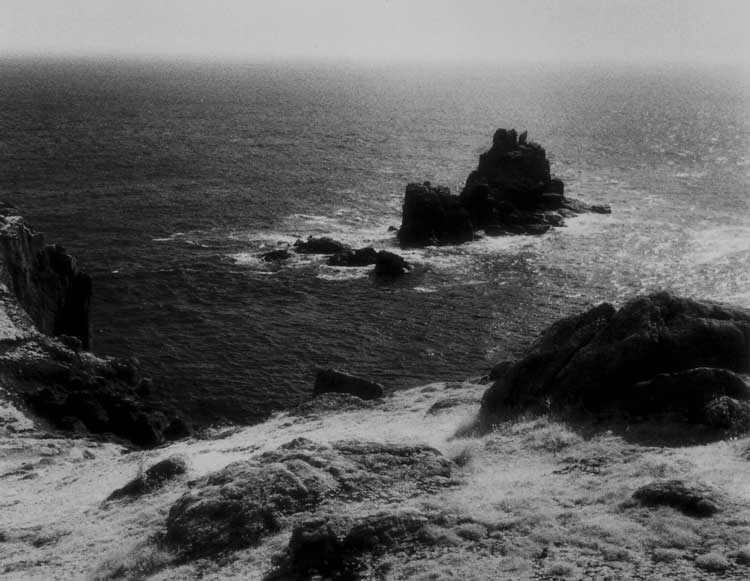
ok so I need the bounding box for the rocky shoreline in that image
[1,136,750,578]
[0,206,189,448]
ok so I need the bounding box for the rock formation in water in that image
[313,368,384,400]
[398,129,611,246]
[0,205,189,447]
[479,291,750,431]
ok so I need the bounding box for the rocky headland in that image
[0,206,189,448]
[2,198,750,580]
[398,129,611,246]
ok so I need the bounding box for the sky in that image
[1,0,749,65]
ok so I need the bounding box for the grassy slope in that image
[1,379,750,580]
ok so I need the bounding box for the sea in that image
[1,58,749,428]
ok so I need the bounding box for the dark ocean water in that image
[1,58,749,427]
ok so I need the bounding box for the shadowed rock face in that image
[164,438,454,559]
[0,204,91,347]
[398,129,610,247]
[0,204,190,447]
[480,292,750,429]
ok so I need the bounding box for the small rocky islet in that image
[1,130,749,580]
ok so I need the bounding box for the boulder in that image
[289,511,430,577]
[480,292,750,428]
[164,438,453,558]
[261,249,291,262]
[107,455,188,500]
[293,236,351,255]
[313,369,384,400]
[374,250,410,276]
[631,479,722,516]
[327,247,378,267]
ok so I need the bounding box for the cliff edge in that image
[0,204,188,447]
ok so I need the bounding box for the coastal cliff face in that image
[0,205,188,447]
[0,203,92,348]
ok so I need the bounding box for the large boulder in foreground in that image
[398,129,610,247]
[164,438,453,558]
[479,292,750,429]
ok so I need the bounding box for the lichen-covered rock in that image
[631,479,722,516]
[107,455,188,500]
[288,511,430,577]
[164,438,453,558]
[313,369,384,400]
[480,292,750,429]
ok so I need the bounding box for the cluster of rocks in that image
[0,206,190,448]
[480,291,750,432]
[398,129,611,246]
[262,236,411,276]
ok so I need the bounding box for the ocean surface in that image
[1,58,749,428]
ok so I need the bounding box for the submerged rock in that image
[261,248,291,262]
[164,438,453,558]
[631,479,722,516]
[293,236,351,255]
[327,247,378,267]
[314,369,384,400]
[479,292,750,429]
[398,130,610,246]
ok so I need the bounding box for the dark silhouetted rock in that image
[327,247,378,267]
[314,369,384,400]
[107,455,188,501]
[293,236,351,255]
[0,206,92,347]
[398,130,611,246]
[9,337,191,448]
[632,480,721,516]
[261,249,291,262]
[703,396,750,431]
[374,250,410,276]
[289,511,430,577]
[398,182,474,246]
[628,367,749,421]
[480,292,750,429]
[164,438,453,558]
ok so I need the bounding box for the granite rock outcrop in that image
[398,129,611,246]
[480,291,750,430]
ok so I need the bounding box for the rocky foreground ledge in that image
[398,129,611,246]
[0,206,188,447]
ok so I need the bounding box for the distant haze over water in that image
[2,58,749,427]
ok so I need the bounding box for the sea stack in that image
[398,128,611,246]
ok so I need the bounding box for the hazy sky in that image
[2,0,748,65]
